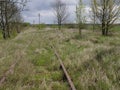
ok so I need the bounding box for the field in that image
[0,27,120,90]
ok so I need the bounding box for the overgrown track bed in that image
[0,30,36,86]
[0,28,120,90]
[47,29,77,90]
[0,61,18,86]
[50,43,76,90]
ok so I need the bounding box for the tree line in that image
[52,0,120,36]
[0,0,120,39]
[0,0,27,39]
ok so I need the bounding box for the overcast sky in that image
[22,0,91,24]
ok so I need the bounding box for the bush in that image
[64,24,77,29]
[22,22,31,27]
[37,24,46,29]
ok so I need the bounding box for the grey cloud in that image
[22,0,91,24]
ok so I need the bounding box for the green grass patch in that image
[51,82,69,90]
[51,71,63,81]
[32,47,54,66]
[0,30,3,39]
[61,41,85,60]
[36,24,46,30]
[112,25,120,31]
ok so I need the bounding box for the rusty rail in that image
[51,44,76,90]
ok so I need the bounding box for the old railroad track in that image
[50,43,76,90]
[0,28,76,90]
[0,32,36,86]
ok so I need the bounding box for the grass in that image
[0,27,120,90]
[0,31,2,39]
[0,29,18,40]
[111,25,120,31]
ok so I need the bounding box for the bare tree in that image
[76,0,86,36]
[89,5,96,32]
[91,0,120,35]
[51,0,69,30]
[0,0,27,39]
[11,12,23,33]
